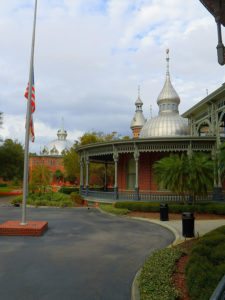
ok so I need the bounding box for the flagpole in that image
[21,0,38,225]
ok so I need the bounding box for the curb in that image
[130,217,181,300]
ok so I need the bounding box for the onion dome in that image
[41,122,73,156]
[140,49,189,138]
[130,86,146,138]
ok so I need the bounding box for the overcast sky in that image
[0,0,224,153]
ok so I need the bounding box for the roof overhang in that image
[182,83,225,118]
[200,0,225,26]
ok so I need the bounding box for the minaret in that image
[130,86,146,138]
[57,118,68,141]
[157,49,180,115]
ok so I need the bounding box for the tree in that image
[54,169,64,183]
[30,165,51,194]
[0,139,24,181]
[188,153,214,200]
[153,154,189,201]
[153,153,214,202]
[63,147,80,183]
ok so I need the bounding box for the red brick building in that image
[29,126,73,185]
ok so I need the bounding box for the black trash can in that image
[160,203,169,221]
[182,212,195,237]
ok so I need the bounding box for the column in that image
[134,148,140,200]
[79,158,84,194]
[113,150,119,200]
[85,156,89,196]
[104,163,108,191]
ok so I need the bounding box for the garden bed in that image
[128,211,225,220]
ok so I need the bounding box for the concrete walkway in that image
[131,217,225,244]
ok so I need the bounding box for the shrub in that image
[58,186,79,194]
[139,247,182,300]
[10,192,73,207]
[114,201,225,215]
[186,225,225,300]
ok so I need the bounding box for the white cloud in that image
[0,0,224,153]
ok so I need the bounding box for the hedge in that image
[139,247,182,300]
[11,192,73,207]
[185,226,225,300]
[58,186,79,194]
[115,201,225,215]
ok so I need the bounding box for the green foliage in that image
[58,186,79,194]
[0,183,7,187]
[139,247,182,300]
[30,165,51,194]
[0,139,24,181]
[186,226,225,300]
[99,203,129,215]
[115,201,225,215]
[153,153,214,202]
[70,192,84,205]
[11,192,73,207]
[63,147,79,183]
[115,201,160,212]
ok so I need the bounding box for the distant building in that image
[29,125,73,184]
[77,50,225,201]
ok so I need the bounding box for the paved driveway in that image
[0,207,174,300]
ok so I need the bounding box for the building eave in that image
[182,83,225,118]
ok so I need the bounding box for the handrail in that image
[210,274,225,300]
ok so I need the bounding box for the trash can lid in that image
[182,212,194,218]
[160,203,168,207]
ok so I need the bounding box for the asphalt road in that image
[0,207,174,300]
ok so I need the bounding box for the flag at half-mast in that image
[24,72,35,142]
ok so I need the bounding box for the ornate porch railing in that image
[81,188,215,202]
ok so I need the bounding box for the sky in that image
[0,0,225,153]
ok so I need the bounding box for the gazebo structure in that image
[77,51,225,202]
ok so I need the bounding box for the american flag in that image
[24,74,35,142]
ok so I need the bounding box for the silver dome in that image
[41,126,73,156]
[130,87,146,129]
[140,113,189,137]
[140,49,189,138]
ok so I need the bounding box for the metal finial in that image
[138,85,140,98]
[61,117,64,130]
[166,48,170,76]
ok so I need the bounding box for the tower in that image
[130,86,146,138]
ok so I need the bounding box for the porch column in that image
[104,163,108,191]
[85,156,89,196]
[134,147,140,200]
[113,150,119,200]
[79,158,84,194]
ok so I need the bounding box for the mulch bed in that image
[128,211,225,220]
[172,254,190,300]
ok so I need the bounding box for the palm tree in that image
[153,153,214,203]
[188,153,214,201]
[153,154,189,202]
